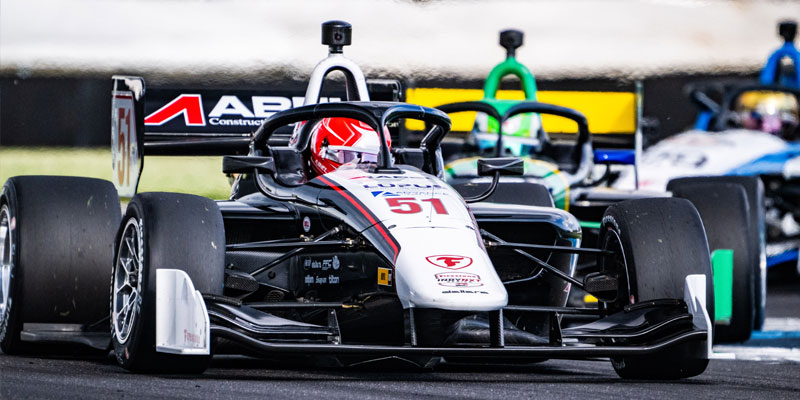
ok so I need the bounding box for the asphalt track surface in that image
[2,279,800,400]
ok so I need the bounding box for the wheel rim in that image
[0,206,11,323]
[599,227,634,311]
[112,218,143,344]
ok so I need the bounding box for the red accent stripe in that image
[317,175,399,260]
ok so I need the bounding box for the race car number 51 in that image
[386,198,448,214]
[111,91,140,197]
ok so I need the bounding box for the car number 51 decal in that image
[112,90,141,197]
[385,197,448,214]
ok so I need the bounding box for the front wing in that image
[155,270,712,362]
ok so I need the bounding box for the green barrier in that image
[711,249,734,323]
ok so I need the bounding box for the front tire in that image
[111,192,225,373]
[1,177,120,355]
[598,198,713,380]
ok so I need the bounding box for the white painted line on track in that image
[713,346,800,363]
[710,352,736,360]
[711,317,800,363]
[761,317,800,332]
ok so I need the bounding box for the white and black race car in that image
[0,21,713,379]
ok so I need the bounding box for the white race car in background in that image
[613,21,800,338]
[614,89,800,342]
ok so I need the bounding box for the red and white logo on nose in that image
[426,255,473,270]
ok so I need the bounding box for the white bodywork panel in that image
[782,155,800,179]
[391,228,507,311]
[684,274,712,359]
[303,53,370,106]
[156,269,211,355]
[325,167,508,311]
[615,130,786,191]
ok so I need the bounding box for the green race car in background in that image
[408,29,765,343]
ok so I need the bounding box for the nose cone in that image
[390,227,508,311]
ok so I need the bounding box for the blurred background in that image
[1,0,798,196]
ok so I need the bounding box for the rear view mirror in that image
[464,157,524,203]
[477,157,524,177]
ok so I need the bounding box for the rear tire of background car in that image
[599,198,713,380]
[111,192,225,373]
[0,176,121,355]
[669,176,765,338]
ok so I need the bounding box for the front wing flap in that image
[156,269,211,355]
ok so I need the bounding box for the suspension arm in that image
[481,230,585,290]
[227,239,350,251]
[249,226,342,278]
[485,241,614,257]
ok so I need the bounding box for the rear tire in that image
[669,176,765,339]
[599,198,713,379]
[1,177,121,355]
[111,192,225,373]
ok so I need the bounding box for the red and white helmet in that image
[307,118,390,176]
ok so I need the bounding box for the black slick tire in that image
[599,198,713,380]
[0,176,121,355]
[669,176,765,339]
[110,192,224,373]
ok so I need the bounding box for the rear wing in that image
[405,86,641,144]
[110,76,402,197]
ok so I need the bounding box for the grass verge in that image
[0,147,232,200]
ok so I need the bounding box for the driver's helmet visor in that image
[740,110,799,135]
[321,145,379,164]
[473,112,541,156]
[736,91,799,136]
